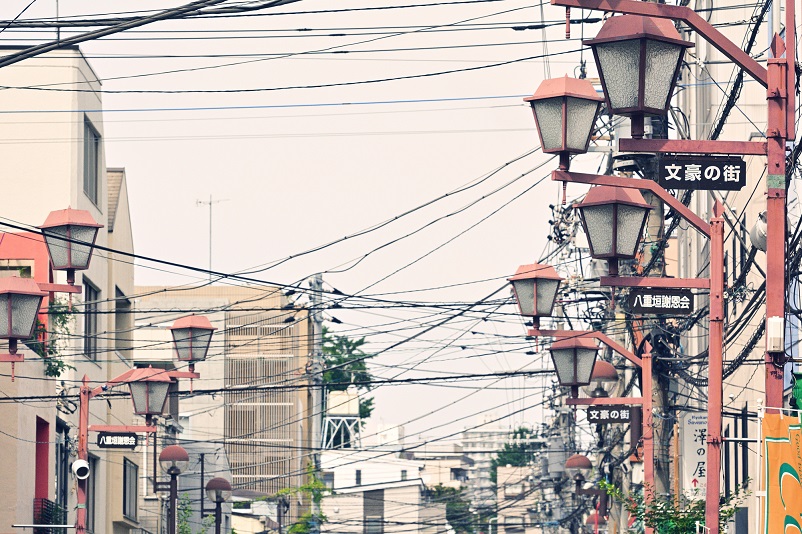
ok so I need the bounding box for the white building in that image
[461,416,513,510]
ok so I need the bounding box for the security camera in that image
[72,459,90,480]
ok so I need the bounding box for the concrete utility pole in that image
[308,274,324,533]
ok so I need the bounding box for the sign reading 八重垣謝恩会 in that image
[628,288,694,315]
[96,432,138,449]
[658,156,746,191]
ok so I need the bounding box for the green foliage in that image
[24,297,75,377]
[278,464,329,534]
[322,327,375,423]
[428,485,474,534]
[177,493,215,534]
[600,481,749,533]
[489,427,541,484]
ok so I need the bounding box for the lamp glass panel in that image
[147,382,170,414]
[594,40,641,110]
[511,280,535,316]
[10,294,41,337]
[532,98,564,151]
[207,488,232,503]
[615,204,649,257]
[129,381,149,414]
[67,225,99,270]
[0,295,8,337]
[580,204,615,256]
[575,348,598,384]
[565,98,600,151]
[535,278,560,316]
[42,227,70,269]
[550,347,577,385]
[644,40,683,111]
[172,327,213,361]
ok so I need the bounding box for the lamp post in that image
[509,276,656,531]
[0,277,46,379]
[565,454,608,522]
[206,477,233,534]
[160,445,190,534]
[532,0,794,528]
[508,262,563,329]
[74,315,212,534]
[38,207,102,286]
[524,76,603,171]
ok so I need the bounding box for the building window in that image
[87,456,98,532]
[400,470,407,481]
[123,458,138,521]
[355,469,362,486]
[322,471,334,490]
[84,118,100,205]
[114,287,132,355]
[84,280,99,360]
[55,421,70,509]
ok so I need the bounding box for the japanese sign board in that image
[587,405,634,424]
[628,288,694,315]
[658,156,746,191]
[681,412,708,498]
[96,432,138,449]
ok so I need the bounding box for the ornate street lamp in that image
[549,336,599,392]
[117,366,174,419]
[584,15,693,138]
[169,315,216,371]
[39,207,102,285]
[509,262,563,327]
[582,361,619,398]
[0,276,46,356]
[565,454,593,481]
[160,445,190,534]
[206,477,233,534]
[574,186,652,275]
[524,76,603,170]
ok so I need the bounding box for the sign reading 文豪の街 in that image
[762,413,802,532]
[658,156,746,191]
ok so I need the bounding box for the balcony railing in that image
[33,498,67,534]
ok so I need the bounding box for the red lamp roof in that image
[0,276,46,297]
[206,477,233,492]
[576,185,653,209]
[508,262,563,282]
[112,365,174,385]
[169,314,216,331]
[39,207,103,230]
[524,75,604,103]
[159,444,189,463]
[565,453,592,471]
[590,360,619,382]
[551,336,599,352]
[584,14,694,48]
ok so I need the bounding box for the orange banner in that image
[762,413,802,533]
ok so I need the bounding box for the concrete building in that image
[0,48,142,533]
[406,443,473,490]
[496,466,536,534]
[133,285,313,530]
[320,449,449,534]
[461,416,513,510]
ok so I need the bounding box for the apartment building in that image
[133,285,313,528]
[0,48,141,533]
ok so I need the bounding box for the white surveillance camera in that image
[72,459,90,480]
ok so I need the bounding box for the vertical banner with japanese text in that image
[762,413,802,533]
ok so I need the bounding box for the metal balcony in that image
[32,498,67,534]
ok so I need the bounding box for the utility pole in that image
[308,274,324,533]
[196,195,229,280]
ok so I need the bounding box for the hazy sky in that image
[8,0,606,441]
